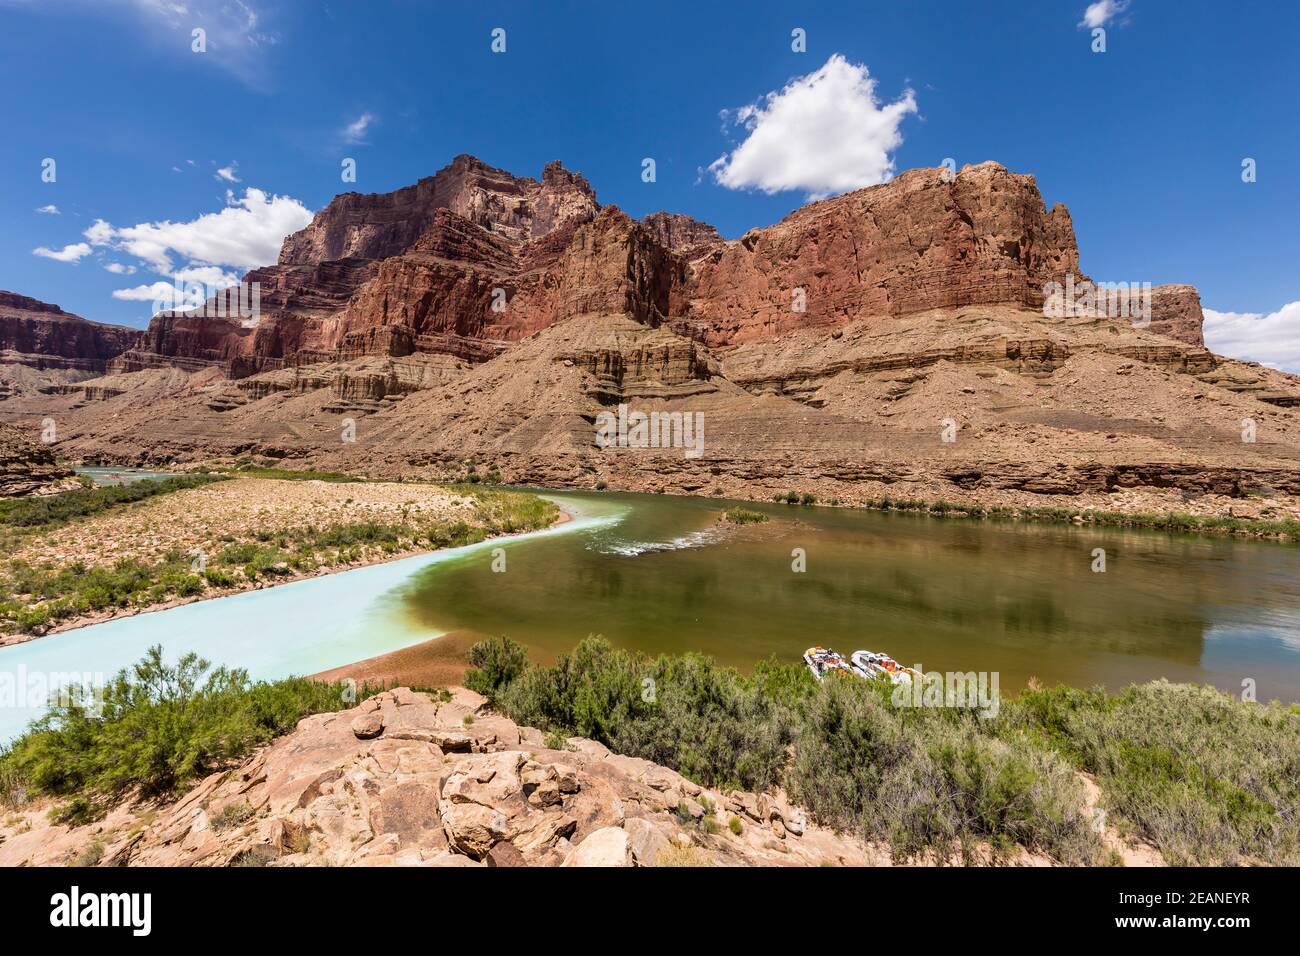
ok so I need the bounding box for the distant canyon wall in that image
[8,156,1208,380]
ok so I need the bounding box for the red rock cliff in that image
[115,155,602,376]
[107,156,1205,378]
[0,292,140,373]
[676,162,1084,346]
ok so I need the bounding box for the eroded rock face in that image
[2,156,1210,395]
[117,155,603,379]
[113,156,1165,384]
[677,162,1086,347]
[0,292,140,373]
[282,155,599,265]
[0,687,876,868]
[0,422,74,498]
[1147,284,1206,348]
[641,212,724,260]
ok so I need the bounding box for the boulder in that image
[561,826,631,867]
[350,713,384,739]
[431,730,473,752]
[625,817,671,866]
[439,803,508,859]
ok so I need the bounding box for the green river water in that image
[395,490,1300,701]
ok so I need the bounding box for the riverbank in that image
[311,631,481,688]
[583,475,1300,543]
[0,476,562,644]
[81,455,1300,543]
[754,489,1300,541]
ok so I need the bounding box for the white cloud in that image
[342,112,376,144]
[111,269,238,311]
[35,204,60,215]
[708,55,917,201]
[172,265,240,288]
[103,262,137,275]
[111,280,204,310]
[32,242,92,263]
[84,219,116,246]
[85,187,313,274]
[1204,304,1300,374]
[1079,0,1130,29]
[214,162,241,183]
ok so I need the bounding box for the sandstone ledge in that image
[0,687,881,868]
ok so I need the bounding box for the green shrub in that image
[231,467,358,483]
[787,676,1100,864]
[0,646,378,820]
[721,507,768,525]
[464,636,530,701]
[0,474,225,530]
[1001,681,1300,865]
[202,568,237,588]
[210,802,255,831]
[487,636,796,793]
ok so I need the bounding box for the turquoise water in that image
[0,501,617,741]
[74,467,178,487]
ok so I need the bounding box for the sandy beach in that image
[311,630,485,688]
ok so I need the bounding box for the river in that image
[2,489,1299,741]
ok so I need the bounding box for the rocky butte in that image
[0,154,1296,521]
[0,292,139,373]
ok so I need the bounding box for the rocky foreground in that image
[0,687,885,867]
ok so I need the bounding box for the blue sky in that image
[1,0,1297,366]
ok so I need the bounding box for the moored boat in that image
[850,649,921,685]
[803,646,855,681]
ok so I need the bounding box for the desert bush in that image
[787,676,1100,864]
[0,474,224,530]
[210,802,255,831]
[1001,681,1300,864]
[464,636,530,701]
[0,646,377,820]
[487,636,796,793]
